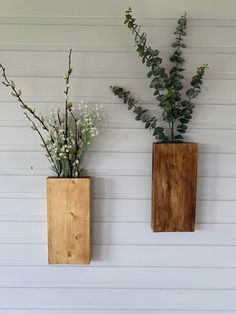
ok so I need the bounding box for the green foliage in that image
[110,86,167,141]
[111,8,208,142]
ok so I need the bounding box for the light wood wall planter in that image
[47,177,91,264]
[152,142,198,232]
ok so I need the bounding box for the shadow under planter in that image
[47,177,91,264]
[152,142,198,232]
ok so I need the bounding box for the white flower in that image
[10,91,16,97]
[33,101,103,177]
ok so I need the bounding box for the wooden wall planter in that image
[47,177,91,264]
[152,142,198,232]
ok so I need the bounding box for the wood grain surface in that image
[152,143,198,232]
[47,177,91,264]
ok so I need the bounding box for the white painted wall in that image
[0,0,236,312]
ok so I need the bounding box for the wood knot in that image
[75,233,82,240]
[67,251,72,257]
[70,211,78,219]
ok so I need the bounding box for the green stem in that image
[171,121,174,142]
[70,111,78,149]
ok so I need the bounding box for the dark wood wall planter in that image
[152,142,198,232]
[47,177,91,264]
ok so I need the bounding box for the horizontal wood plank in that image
[0,175,235,201]
[0,311,232,314]
[1,0,236,19]
[0,244,236,267]
[1,266,236,289]
[1,222,236,246]
[0,128,236,154]
[1,152,236,177]
[0,198,235,224]
[1,288,236,310]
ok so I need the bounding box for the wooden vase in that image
[47,177,91,264]
[152,142,198,232]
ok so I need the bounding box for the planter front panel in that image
[152,143,198,232]
[47,178,91,264]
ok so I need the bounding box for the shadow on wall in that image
[90,176,114,262]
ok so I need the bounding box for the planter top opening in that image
[47,176,91,180]
[153,142,197,145]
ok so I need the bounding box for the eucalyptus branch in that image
[110,86,168,142]
[111,9,208,143]
[124,7,168,98]
[175,64,208,139]
[168,12,187,90]
[164,13,187,141]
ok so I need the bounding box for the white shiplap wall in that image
[0,0,236,312]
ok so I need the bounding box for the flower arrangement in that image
[111,9,208,142]
[0,50,103,177]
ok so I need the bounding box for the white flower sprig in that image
[43,104,103,177]
[0,50,104,177]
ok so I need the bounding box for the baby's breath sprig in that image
[0,50,104,177]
